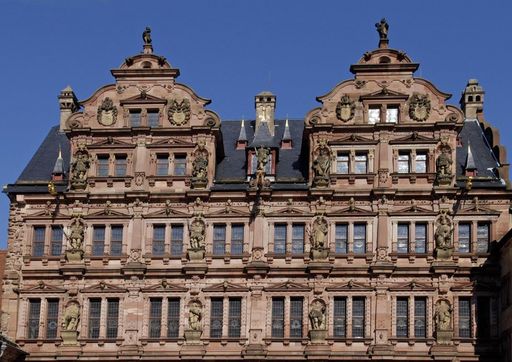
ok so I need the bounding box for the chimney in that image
[255,91,276,137]
[236,119,248,149]
[280,118,292,149]
[460,79,484,120]
[58,85,79,131]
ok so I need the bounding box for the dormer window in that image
[130,109,141,127]
[249,151,273,175]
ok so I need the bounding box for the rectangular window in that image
[397,223,409,253]
[354,153,368,174]
[106,299,119,339]
[46,299,59,339]
[156,154,169,176]
[271,297,285,338]
[174,155,186,176]
[147,109,160,127]
[290,297,303,338]
[274,224,287,255]
[170,225,184,256]
[213,224,226,255]
[33,226,45,257]
[130,109,141,127]
[477,297,490,339]
[477,223,490,253]
[152,224,165,256]
[415,223,427,253]
[459,297,471,338]
[291,224,304,254]
[335,224,348,253]
[92,226,105,256]
[228,298,242,338]
[397,153,410,173]
[415,153,427,173]
[352,297,365,338]
[333,297,346,337]
[336,152,349,174]
[353,224,366,254]
[28,299,41,339]
[97,155,109,177]
[88,298,101,339]
[50,226,63,256]
[368,107,380,124]
[210,298,224,338]
[114,155,127,177]
[110,225,123,256]
[458,223,471,253]
[167,298,180,338]
[414,297,426,338]
[396,297,409,337]
[149,298,162,338]
[231,224,244,255]
[386,106,399,123]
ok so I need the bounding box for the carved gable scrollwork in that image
[335,95,355,122]
[97,97,118,126]
[408,93,431,122]
[167,98,191,126]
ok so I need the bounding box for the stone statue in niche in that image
[309,300,326,330]
[375,18,389,40]
[250,147,271,189]
[312,141,331,188]
[188,301,202,331]
[434,209,453,259]
[167,99,191,126]
[97,97,118,126]
[70,145,90,190]
[335,95,355,122]
[408,93,431,122]
[64,215,85,262]
[188,214,206,261]
[191,141,208,188]
[434,299,453,345]
[142,27,152,45]
[436,141,453,186]
[310,216,329,260]
[62,302,80,331]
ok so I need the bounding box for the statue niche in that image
[61,301,80,345]
[309,299,327,343]
[191,141,209,189]
[70,145,90,190]
[312,141,332,188]
[436,141,453,186]
[434,299,453,345]
[249,146,271,189]
[184,300,203,343]
[64,215,85,262]
[310,216,329,260]
[188,215,206,261]
[434,209,453,260]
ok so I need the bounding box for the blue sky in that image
[0,0,511,248]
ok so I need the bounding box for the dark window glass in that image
[291,224,304,254]
[33,226,45,257]
[271,297,284,338]
[210,298,223,338]
[397,153,410,173]
[415,153,427,173]
[396,297,409,337]
[97,155,109,177]
[110,225,123,256]
[88,298,101,338]
[415,223,427,253]
[167,298,180,338]
[477,223,490,253]
[156,154,169,176]
[459,297,471,338]
[274,224,286,255]
[114,155,127,177]
[46,299,59,339]
[414,298,426,338]
[228,298,241,338]
[170,225,183,256]
[28,299,41,339]
[353,224,366,254]
[290,297,303,338]
[149,298,162,338]
[458,223,471,253]
[130,110,141,127]
[397,223,409,253]
[336,153,349,174]
[148,110,160,127]
[333,297,346,337]
[92,226,105,256]
[477,297,490,339]
[335,224,348,253]
[352,298,365,338]
[174,155,186,176]
[231,224,244,255]
[106,299,119,339]
[213,225,226,255]
[50,226,63,256]
[152,225,165,256]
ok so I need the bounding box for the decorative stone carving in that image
[128,248,142,263]
[335,95,355,122]
[408,93,431,122]
[97,97,118,126]
[188,214,206,260]
[167,98,191,126]
[435,210,453,259]
[375,18,389,40]
[312,140,331,188]
[61,301,80,345]
[142,26,152,45]
[309,299,327,343]
[70,145,90,190]
[185,300,203,342]
[249,147,271,189]
[434,299,453,345]
[436,141,453,186]
[191,141,209,189]
[310,216,329,260]
[63,215,85,262]
[134,172,145,186]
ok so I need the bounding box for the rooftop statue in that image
[142,27,152,45]
[375,18,389,40]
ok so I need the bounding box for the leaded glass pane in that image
[396,298,408,337]
[291,224,304,254]
[477,223,490,253]
[110,225,123,256]
[114,155,127,177]
[152,225,165,256]
[28,299,41,339]
[130,110,141,127]
[33,226,45,257]
[414,298,426,338]
[148,110,160,127]
[333,297,346,337]
[397,223,409,253]
[174,155,186,176]
[353,224,366,254]
[46,299,59,339]
[210,298,223,338]
[290,297,303,338]
[415,153,427,173]
[228,298,241,338]
[459,298,471,338]
[386,107,398,123]
[97,156,109,177]
[336,153,349,174]
[106,299,119,339]
[335,224,348,253]
[231,224,244,255]
[398,154,410,173]
[50,226,63,256]
[274,224,286,255]
[415,223,427,253]
[156,154,169,176]
[352,298,365,338]
[213,225,226,255]
[354,154,367,174]
[271,298,284,338]
[167,298,180,338]
[88,298,101,339]
[458,223,471,253]
[170,225,183,256]
[92,226,105,256]
[149,298,162,338]
[368,108,380,124]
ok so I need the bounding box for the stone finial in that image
[460,79,484,119]
[464,141,477,176]
[281,118,292,149]
[236,119,248,149]
[52,145,64,181]
[255,91,276,136]
[58,85,79,131]
[142,26,153,54]
[375,18,389,48]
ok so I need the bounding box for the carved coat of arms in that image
[168,99,191,126]
[97,97,118,126]
[335,95,355,122]
[408,93,431,122]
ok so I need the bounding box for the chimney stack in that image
[255,91,276,137]
[460,79,484,120]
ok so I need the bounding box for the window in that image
[458,223,471,253]
[271,297,285,338]
[114,155,127,177]
[167,298,180,338]
[353,224,366,254]
[92,226,105,256]
[33,226,45,257]
[28,299,41,339]
[477,223,490,253]
[397,223,409,253]
[46,299,59,339]
[210,298,223,338]
[290,297,303,338]
[88,298,101,338]
[459,297,471,338]
[130,109,141,127]
[354,153,368,174]
[386,106,399,123]
[250,152,272,174]
[415,223,427,253]
[333,297,347,337]
[414,297,426,338]
[228,298,242,338]
[50,226,63,256]
[106,299,119,339]
[397,153,410,173]
[368,107,380,124]
[352,297,365,338]
[396,297,409,337]
[273,224,287,255]
[152,224,165,256]
[335,224,348,253]
[170,225,184,256]
[174,155,186,176]
[415,153,427,173]
[231,224,244,255]
[291,224,304,254]
[213,224,226,255]
[110,225,123,256]
[97,155,109,177]
[149,298,162,338]
[156,154,169,176]
[148,109,160,127]
[336,153,349,174]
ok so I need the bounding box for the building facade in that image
[2,22,512,361]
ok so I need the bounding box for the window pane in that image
[274,224,286,255]
[291,224,304,254]
[414,298,426,338]
[149,298,162,338]
[354,154,367,174]
[272,298,284,338]
[33,226,45,257]
[88,298,101,339]
[290,297,303,338]
[174,155,186,176]
[333,297,346,337]
[477,223,490,253]
[250,153,258,174]
[130,110,141,127]
[228,298,241,338]
[210,298,223,338]
[148,110,160,127]
[414,223,427,253]
[353,224,366,254]
[398,154,410,173]
[335,224,348,253]
[97,156,109,177]
[459,298,471,338]
[352,298,365,338]
[110,226,123,256]
[170,225,183,256]
[415,153,427,173]
[114,155,127,177]
[46,299,59,339]
[28,299,41,339]
[386,107,398,123]
[92,226,105,256]
[231,224,244,255]
[336,153,349,174]
[397,223,409,253]
[167,298,180,338]
[458,223,471,253]
[368,108,380,124]
[152,225,165,256]
[106,299,119,339]
[396,298,409,337]
[156,155,169,176]
[213,225,226,255]
[50,226,63,256]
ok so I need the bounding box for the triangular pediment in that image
[145,207,190,218]
[389,280,435,292]
[202,281,249,293]
[451,280,497,292]
[81,282,127,293]
[142,281,188,293]
[326,280,373,292]
[329,134,377,145]
[85,209,130,219]
[389,132,437,144]
[360,88,409,100]
[389,205,436,216]
[457,205,501,216]
[88,137,135,149]
[148,137,196,148]
[120,93,167,104]
[207,207,251,217]
[329,207,376,216]
[25,209,69,220]
[21,281,67,294]
[264,281,311,292]
[266,207,312,217]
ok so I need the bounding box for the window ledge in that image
[205,337,248,345]
[326,337,373,345]
[263,337,309,345]
[389,337,435,345]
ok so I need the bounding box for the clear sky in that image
[0,0,511,249]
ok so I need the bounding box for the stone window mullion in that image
[161,297,168,338]
[100,297,107,339]
[226,224,232,256]
[223,296,229,337]
[391,221,397,253]
[410,222,416,253]
[284,297,290,339]
[408,295,414,338]
[165,223,171,255]
[44,226,51,256]
[346,296,353,339]
[471,221,477,254]
[348,223,354,253]
[453,221,459,252]
[286,223,292,255]
[105,225,111,255]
